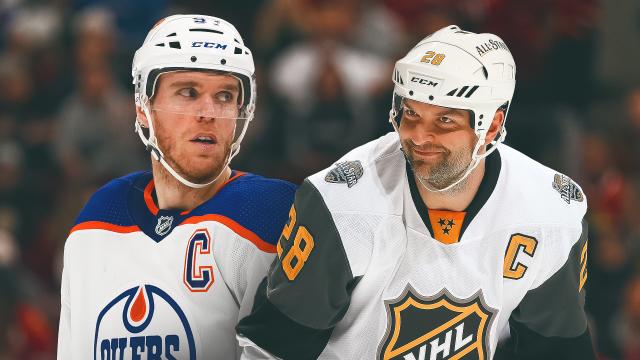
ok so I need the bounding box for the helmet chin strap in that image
[136,100,233,189]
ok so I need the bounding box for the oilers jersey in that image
[237,133,595,360]
[58,171,296,359]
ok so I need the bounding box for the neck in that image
[416,159,485,212]
[151,160,231,211]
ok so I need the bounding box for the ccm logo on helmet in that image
[411,76,439,87]
[191,41,227,50]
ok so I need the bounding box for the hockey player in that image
[57,15,296,359]
[237,26,596,359]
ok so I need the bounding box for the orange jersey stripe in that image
[181,214,276,253]
[70,221,141,235]
[143,179,159,216]
[143,171,248,216]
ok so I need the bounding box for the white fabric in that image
[58,221,274,359]
[241,132,587,359]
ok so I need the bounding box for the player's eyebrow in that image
[220,83,240,92]
[403,102,415,112]
[168,80,200,88]
[168,81,239,92]
[436,108,467,117]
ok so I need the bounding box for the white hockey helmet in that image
[390,25,516,191]
[131,14,256,188]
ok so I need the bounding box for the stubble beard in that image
[403,140,473,194]
[157,134,233,186]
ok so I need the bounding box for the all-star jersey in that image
[237,133,596,360]
[58,171,296,360]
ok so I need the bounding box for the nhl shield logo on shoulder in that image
[378,286,496,360]
[552,174,584,204]
[155,216,174,236]
[325,160,364,188]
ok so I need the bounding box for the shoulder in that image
[192,172,297,246]
[72,172,146,230]
[305,132,405,217]
[498,145,587,225]
[492,145,587,256]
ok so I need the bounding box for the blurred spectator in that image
[595,0,640,90]
[383,0,477,41]
[268,0,390,177]
[72,0,168,60]
[614,275,640,360]
[0,57,32,120]
[54,61,145,184]
[254,0,406,62]
[3,4,62,60]
[72,6,117,70]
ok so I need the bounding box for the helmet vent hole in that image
[167,32,177,37]
[190,28,223,35]
[234,47,243,54]
[234,38,240,44]
[190,56,197,62]
[155,43,165,47]
[478,121,483,126]
[479,114,484,119]
[409,90,414,96]
[169,41,181,49]
[221,59,227,65]
[428,95,434,101]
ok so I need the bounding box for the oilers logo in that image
[94,285,196,359]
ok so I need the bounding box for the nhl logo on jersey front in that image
[378,286,496,360]
[552,174,583,204]
[155,216,174,236]
[325,160,364,188]
[94,284,196,359]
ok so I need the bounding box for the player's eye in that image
[178,87,198,98]
[215,91,234,103]
[439,116,454,124]
[403,106,419,118]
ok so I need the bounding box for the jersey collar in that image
[128,170,245,242]
[406,149,502,244]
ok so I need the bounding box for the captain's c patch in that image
[378,286,496,360]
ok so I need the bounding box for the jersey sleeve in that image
[213,177,297,324]
[237,179,361,359]
[504,219,596,360]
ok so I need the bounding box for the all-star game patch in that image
[325,161,364,188]
[552,174,584,204]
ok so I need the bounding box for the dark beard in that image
[402,140,472,190]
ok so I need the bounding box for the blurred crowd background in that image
[0,0,639,359]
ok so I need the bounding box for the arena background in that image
[0,0,639,358]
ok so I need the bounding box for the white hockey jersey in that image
[238,133,594,360]
[58,171,296,359]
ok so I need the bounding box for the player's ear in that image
[136,105,149,128]
[484,110,505,145]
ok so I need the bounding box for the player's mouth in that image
[190,134,218,145]
[412,147,446,158]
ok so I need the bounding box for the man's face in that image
[143,71,241,183]
[398,99,477,191]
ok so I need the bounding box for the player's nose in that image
[407,126,437,146]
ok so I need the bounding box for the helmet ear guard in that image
[390,25,516,192]
[131,15,256,189]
